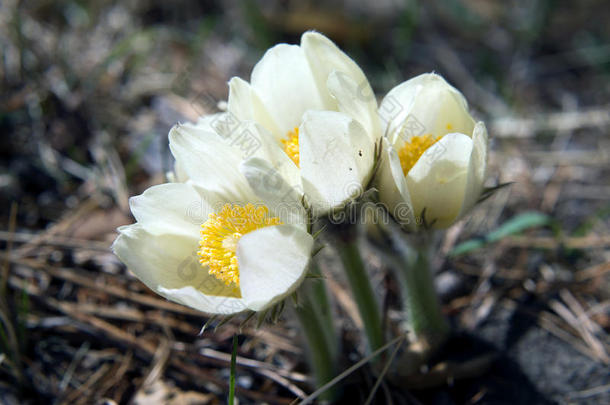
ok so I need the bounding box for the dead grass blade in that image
[296,334,407,405]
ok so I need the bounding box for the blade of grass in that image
[1,202,17,296]
[363,331,405,405]
[0,202,22,384]
[16,287,29,351]
[297,334,406,405]
[228,334,238,405]
[477,182,513,203]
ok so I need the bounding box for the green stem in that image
[228,334,237,405]
[295,273,338,400]
[336,238,384,353]
[397,239,449,346]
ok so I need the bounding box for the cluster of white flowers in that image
[113,32,488,316]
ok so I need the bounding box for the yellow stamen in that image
[397,134,441,176]
[198,203,282,286]
[281,127,300,167]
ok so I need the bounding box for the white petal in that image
[381,73,474,146]
[236,123,301,190]
[193,112,227,134]
[239,157,306,228]
[183,115,286,169]
[377,138,416,230]
[113,224,243,314]
[406,133,473,228]
[250,44,326,136]
[299,110,374,213]
[238,122,300,174]
[302,32,372,111]
[172,160,189,182]
[185,113,270,163]
[195,120,304,215]
[379,73,430,141]
[129,182,211,238]
[169,123,253,203]
[236,224,313,311]
[158,286,247,315]
[458,121,489,217]
[327,70,381,143]
[470,121,489,188]
[227,77,282,140]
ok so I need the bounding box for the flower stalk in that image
[294,267,338,400]
[399,238,449,345]
[387,230,449,349]
[335,235,384,353]
[366,218,449,352]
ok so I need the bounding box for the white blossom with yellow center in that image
[377,73,489,230]
[224,31,380,215]
[113,123,313,315]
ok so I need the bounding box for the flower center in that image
[198,203,282,286]
[281,127,300,167]
[397,134,441,176]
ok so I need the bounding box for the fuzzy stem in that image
[336,238,384,353]
[397,238,449,346]
[295,273,338,400]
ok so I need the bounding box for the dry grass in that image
[1,0,609,403]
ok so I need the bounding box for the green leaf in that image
[450,211,552,256]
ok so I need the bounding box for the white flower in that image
[224,31,380,214]
[113,121,314,315]
[377,73,488,230]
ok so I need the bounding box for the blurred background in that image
[1,0,609,404]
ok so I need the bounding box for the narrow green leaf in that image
[17,288,29,349]
[486,212,551,242]
[449,239,485,256]
[228,334,238,405]
[450,211,552,256]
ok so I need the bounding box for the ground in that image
[1,0,609,404]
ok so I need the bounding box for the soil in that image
[1,1,609,404]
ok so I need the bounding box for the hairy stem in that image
[295,270,339,400]
[336,238,384,352]
[394,235,449,347]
